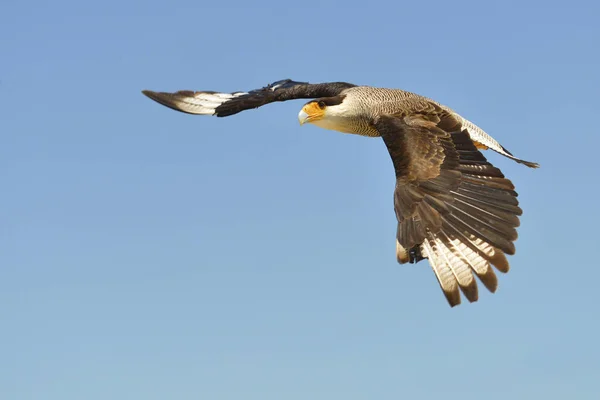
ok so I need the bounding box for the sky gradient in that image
[2,1,600,399]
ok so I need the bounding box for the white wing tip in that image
[142,89,247,116]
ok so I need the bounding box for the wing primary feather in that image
[422,239,461,307]
[432,232,478,303]
[452,196,521,227]
[438,230,498,294]
[446,202,519,240]
[454,189,522,214]
[442,223,510,274]
[443,212,516,255]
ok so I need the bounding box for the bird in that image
[141,79,538,307]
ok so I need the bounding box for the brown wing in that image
[374,115,521,307]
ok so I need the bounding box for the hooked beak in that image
[298,109,309,125]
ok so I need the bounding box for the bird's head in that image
[297,95,351,132]
[298,99,327,124]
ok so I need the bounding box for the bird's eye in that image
[318,101,326,108]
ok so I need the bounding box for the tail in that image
[497,145,540,168]
[444,108,540,168]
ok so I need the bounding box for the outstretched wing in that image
[375,115,521,307]
[142,79,356,117]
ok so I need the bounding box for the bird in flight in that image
[142,79,538,307]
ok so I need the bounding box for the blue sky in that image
[2,0,599,399]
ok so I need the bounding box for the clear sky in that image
[2,0,599,399]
